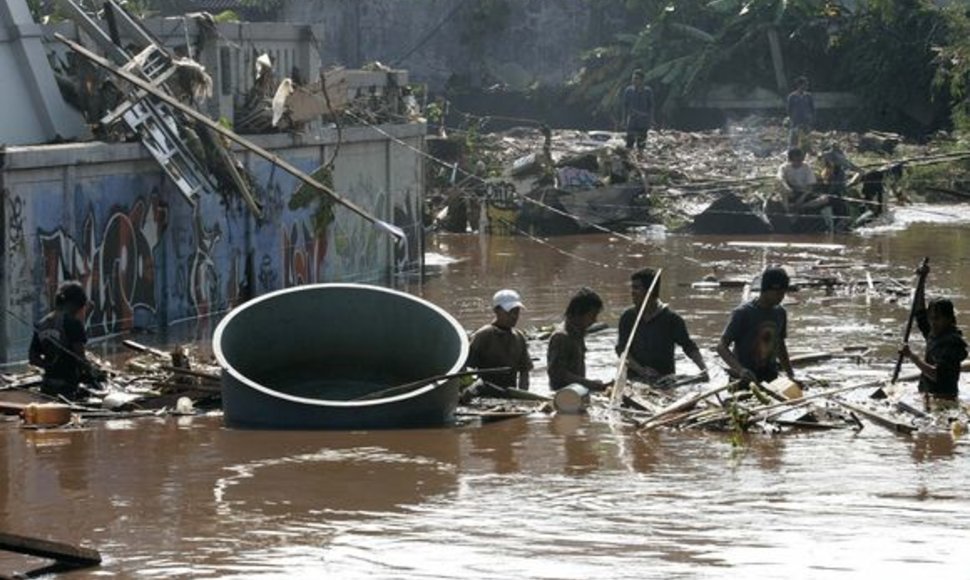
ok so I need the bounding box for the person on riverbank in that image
[615,268,708,383]
[787,76,815,150]
[899,264,967,410]
[548,287,610,391]
[466,289,533,396]
[717,267,797,385]
[29,281,102,399]
[777,147,817,212]
[622,69,654,152]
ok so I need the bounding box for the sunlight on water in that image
[2,219,969,579]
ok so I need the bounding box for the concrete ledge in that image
[4,122,426,170]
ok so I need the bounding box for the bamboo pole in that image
[612,268,664,406]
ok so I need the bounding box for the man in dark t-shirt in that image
[717,267,798,384]
[29,281,94,399]
[467,289,533,391]
[615,268,708,381]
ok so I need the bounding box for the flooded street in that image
[3,205,970,578]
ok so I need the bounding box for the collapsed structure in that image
[0,0,426,363]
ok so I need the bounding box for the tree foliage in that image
[933,4,970,132]
[571,0,969,134]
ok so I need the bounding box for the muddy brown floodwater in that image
[2,205,969,578]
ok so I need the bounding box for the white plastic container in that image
[554,384,590,414]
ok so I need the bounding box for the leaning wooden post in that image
[611,268,663,407]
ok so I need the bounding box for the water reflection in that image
[910,432,958,463]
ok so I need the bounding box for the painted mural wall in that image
[0,126,425,362]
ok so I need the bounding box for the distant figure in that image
[615,268,708,382]
[622,69,654,152]
[466,289,533,393]
[819,143,858,191]
[777,147,817,212]
[900,263,967,410]
[548,288,610,391]
[787,76,815,150]
[29,281,101,399]
[717,267,798,385]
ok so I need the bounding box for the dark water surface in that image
[3,205,969,578]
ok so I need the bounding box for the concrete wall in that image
[281,0,629,91]
[0,124,425,362]
[0,0,87,144]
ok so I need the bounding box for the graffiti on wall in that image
[38,194,168,335]
[282,221,327,287]
[7,194,26,257]
[188,207,223,318]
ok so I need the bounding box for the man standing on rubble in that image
[616,268,709,383]
[622,69,654,152]
[787,76,815,150]
[29,281,104,400]
[717,267,798,385]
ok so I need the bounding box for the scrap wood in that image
[121,339,169,359]
[830,400,917,435]
[161,365,220,382]
[789,352,834,367]
[57,33,402,240]
[0,532,101,570]
[638,383,734,430]
[682,380,884,429]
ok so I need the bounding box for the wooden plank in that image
[725,241,846,251]
[790,352,833,367]
[832,401,916,435]
[122,339,169,359]
[0,402,25,415]
[0,532,101,566]
[639,383,732,430]
[160,366,220,383]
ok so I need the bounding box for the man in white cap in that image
[466,289,533,393]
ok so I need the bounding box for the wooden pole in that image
[351,367,511,401]
[891,257,929,383]
[611,268,663,406]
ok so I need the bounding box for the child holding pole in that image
[899,263,967,410]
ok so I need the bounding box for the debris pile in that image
[609,371,969,438]
[431,119,970,235]
[0,340,221,429]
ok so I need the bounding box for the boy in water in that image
[899,264,967,410]
[548,288,610,391]
[29,281,101,399]
[717,267,798,385]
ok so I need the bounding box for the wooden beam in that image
[0,532,101,567]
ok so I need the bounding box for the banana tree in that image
[572,0,848,119]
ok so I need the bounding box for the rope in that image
[492,219,635,272]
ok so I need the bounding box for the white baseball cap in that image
[492,289,524,312]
